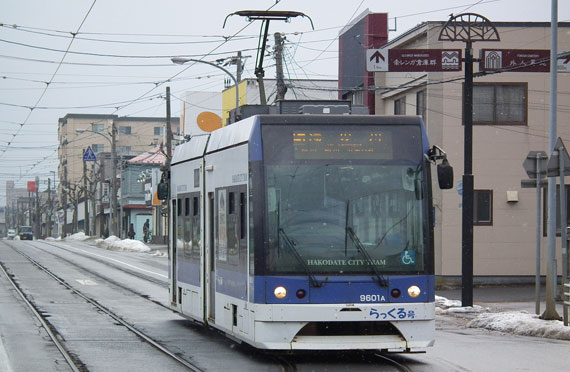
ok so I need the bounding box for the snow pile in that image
[95,236,150,253]
[468,311,570,340]
[436,295,570,341]
[149,250,167,258]
[64,232,90,241]
[435,295,488,315]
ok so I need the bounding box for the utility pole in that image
[274,32,287,101]
[236,51,242,83]
[166,87,172,166]
[118,156,123,238]
[165,85,174,302]
[83,149,89,236]
[110,120,117,237]
[63,165,68,237]
[90,163,96,236]
[28,192,32,226]
[47,177,51,238]
[543,0,562,321]
[35,176,40,239]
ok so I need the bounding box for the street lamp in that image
[171,57,240,121]
[76,125,117,237]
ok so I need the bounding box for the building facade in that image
[338,11,388,115]
[57,114,179,237]
[373,21,570,281]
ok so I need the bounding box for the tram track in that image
[0,261,85,372]
[39,239,168,287]
[1,240,415,372]
[372,352,414,372]
[19,240,172,309]
[1,241,204,372]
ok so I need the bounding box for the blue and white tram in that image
[166,114,453,351]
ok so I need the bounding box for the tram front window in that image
[262,124,430,276]
[265,162,427,275]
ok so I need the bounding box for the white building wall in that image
[376,22,570,279]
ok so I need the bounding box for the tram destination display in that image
[292,129,392,160]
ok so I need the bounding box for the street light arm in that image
[171,58,237,85]
[75,128,112,145]
[171,57,240,121]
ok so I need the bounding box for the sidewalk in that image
[435,285,570,341]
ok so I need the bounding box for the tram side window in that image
[240,192,246,239]
[192,196,200,257]
[176,198,183,256]
[227,191,239,262]
[216,187,244,267]
[184,197,192,257]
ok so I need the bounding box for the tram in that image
[164,114,453,351]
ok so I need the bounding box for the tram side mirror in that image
[437,159,454,189]
[157,182,169,200]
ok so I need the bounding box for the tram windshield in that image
[262,124,430,276]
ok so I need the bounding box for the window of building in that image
[416,90,427,121]
[91,123,104,133]
[119,146,131,155]
[473,83,527,125]
[394,96,406,115]
[154,126,164,136]
[350,90,364,105]
[474,190,493,225]
[119,126,131,135]
[91,144,105,153]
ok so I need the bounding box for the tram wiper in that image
[278,228,322,287]
[346,227,389,287]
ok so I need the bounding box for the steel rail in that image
[373,352,414,372]
[7,243,204,372]
[0,261,83,372]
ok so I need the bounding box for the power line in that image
[0,0,98,160]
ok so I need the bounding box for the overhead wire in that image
[1,1,566,188]
[0,0,98,160]
[7,1,283,184]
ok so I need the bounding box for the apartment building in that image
[57,114,179,236]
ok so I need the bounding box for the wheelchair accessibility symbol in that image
[401,250,416,265]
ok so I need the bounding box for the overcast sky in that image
[1,0,568,206]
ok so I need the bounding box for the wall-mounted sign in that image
[366,49,462,72]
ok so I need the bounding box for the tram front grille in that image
[296,321,402,337]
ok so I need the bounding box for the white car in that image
[7,229,16,240]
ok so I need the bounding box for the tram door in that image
[207,192,215,321]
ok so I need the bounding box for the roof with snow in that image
[127,146,166,165]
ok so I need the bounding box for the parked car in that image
[19,226,33,240]
[7,229,16,240]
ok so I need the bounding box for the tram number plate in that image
[360,294,386,302]
[370,307,416,320]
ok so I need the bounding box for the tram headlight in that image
[407,285,421,298]
[274,286,287,299]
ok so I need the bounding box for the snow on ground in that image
[468,311,570,340]
[64,232,90,241]
[436,295,570,341]
[149,250,168,258]
[94,236,151,253]
[62,232,151,252]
